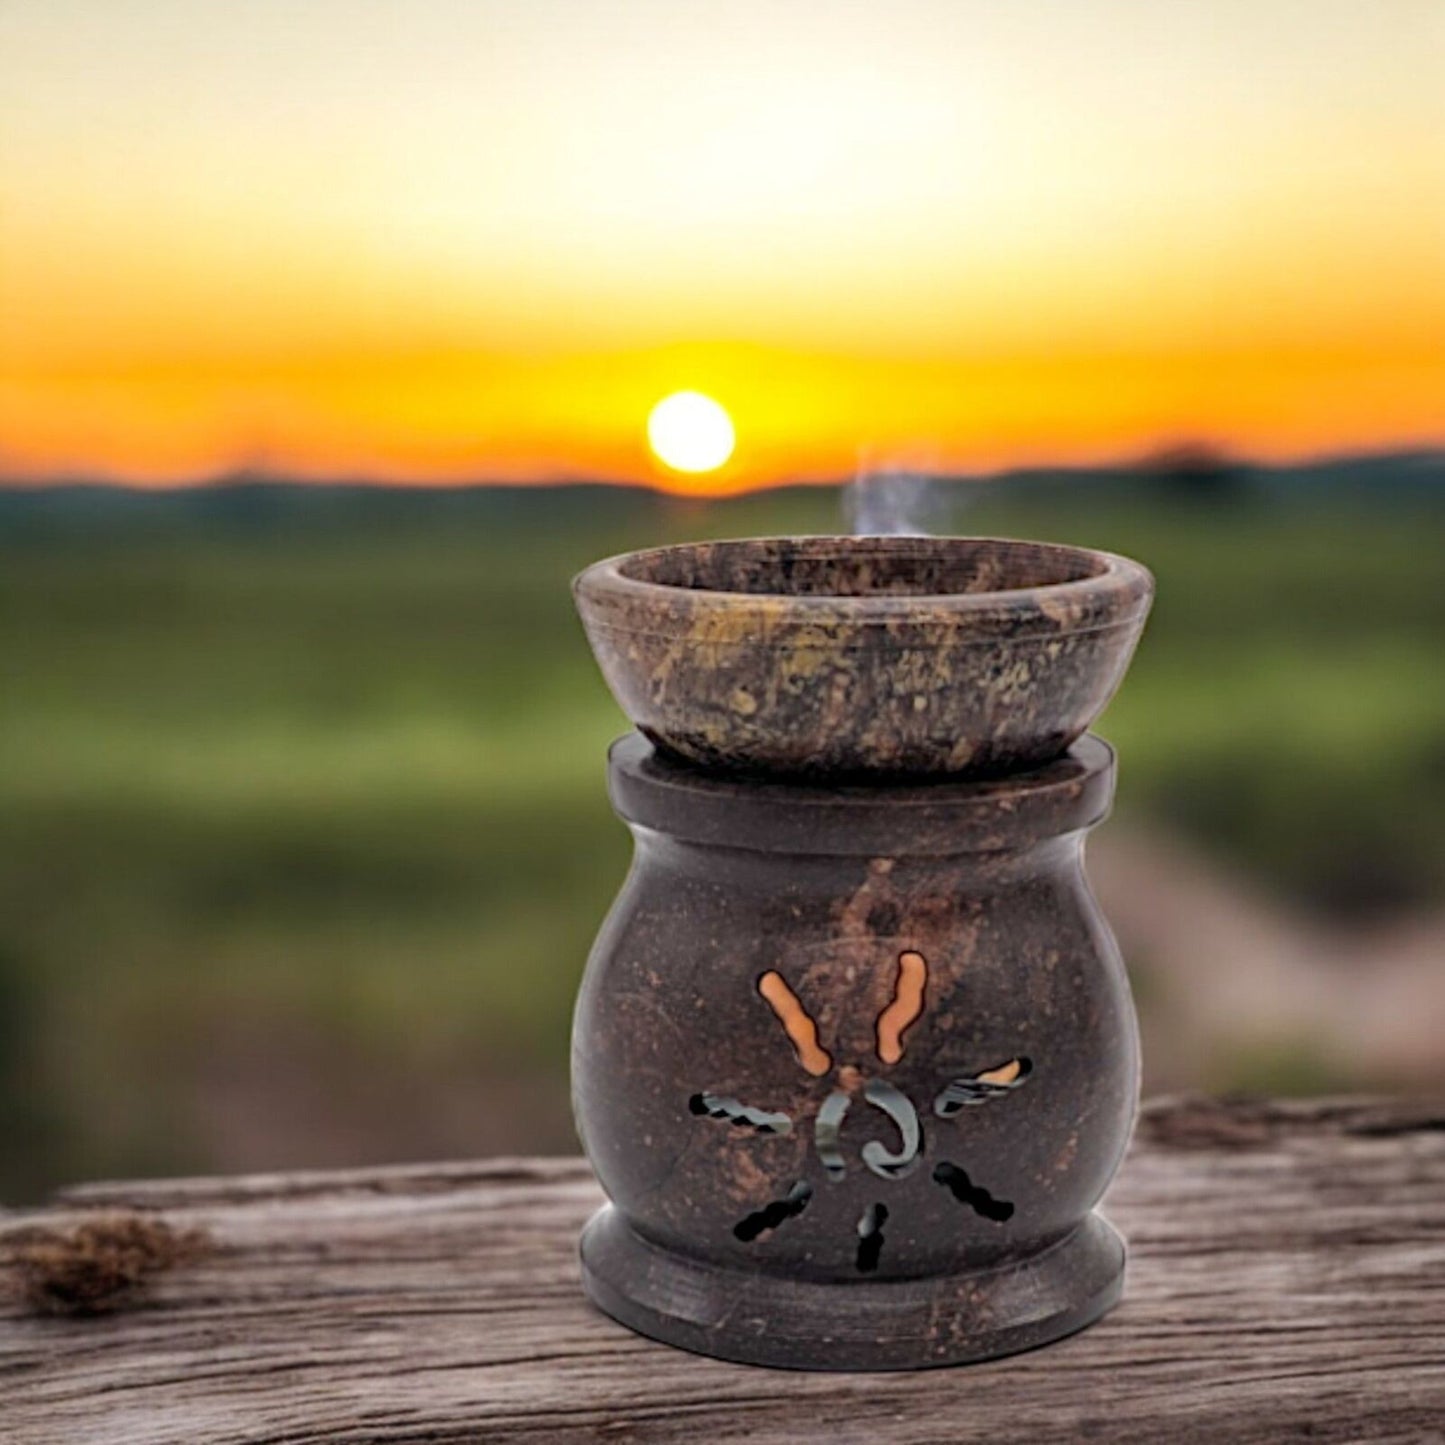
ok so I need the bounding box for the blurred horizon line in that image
[2,439,1443,500]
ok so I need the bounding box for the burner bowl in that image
[574,535,1153,777]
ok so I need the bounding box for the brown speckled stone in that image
[574,536,1153,778]
[574,732,1137,1370]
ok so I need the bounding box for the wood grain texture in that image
[2,1096,1442,1444]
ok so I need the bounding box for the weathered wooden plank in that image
[2,1097,1442,1445]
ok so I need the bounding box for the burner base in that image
[580,1205,1125,1372]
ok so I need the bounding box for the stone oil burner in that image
[571,535,1154,1370]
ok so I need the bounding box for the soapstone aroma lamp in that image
[571,535,1154,1370]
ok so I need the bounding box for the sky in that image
[2,0,1442,492]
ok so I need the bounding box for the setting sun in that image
[646,392,736,475]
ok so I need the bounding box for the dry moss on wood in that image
[1,1211,209,1315]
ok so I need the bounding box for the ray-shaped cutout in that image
[876,950,928,1065]
[757,970,832,1077]
[856,1203,888,1273]
[933,1161,1014,1222]
[933,1057,1034,1118]
[688,1092,792,1135]
[733,1180,814,1242]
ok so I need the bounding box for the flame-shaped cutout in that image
[876,950,927,1064]
[758,970,832,1076]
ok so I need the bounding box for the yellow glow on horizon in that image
[1,0,1442,489]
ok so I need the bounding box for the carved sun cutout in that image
[687,950,1032,1272]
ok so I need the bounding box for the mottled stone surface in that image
[573,732,1139,1369]
[574,536,1153,778]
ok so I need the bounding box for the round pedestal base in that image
[580,1205,1125,1372]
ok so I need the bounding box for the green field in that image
[2,475,1442,1199]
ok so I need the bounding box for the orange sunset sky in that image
[2,0,1442,493]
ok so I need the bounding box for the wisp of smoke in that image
[845,469,941,537]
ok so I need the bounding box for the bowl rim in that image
[574,534,1153,637]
